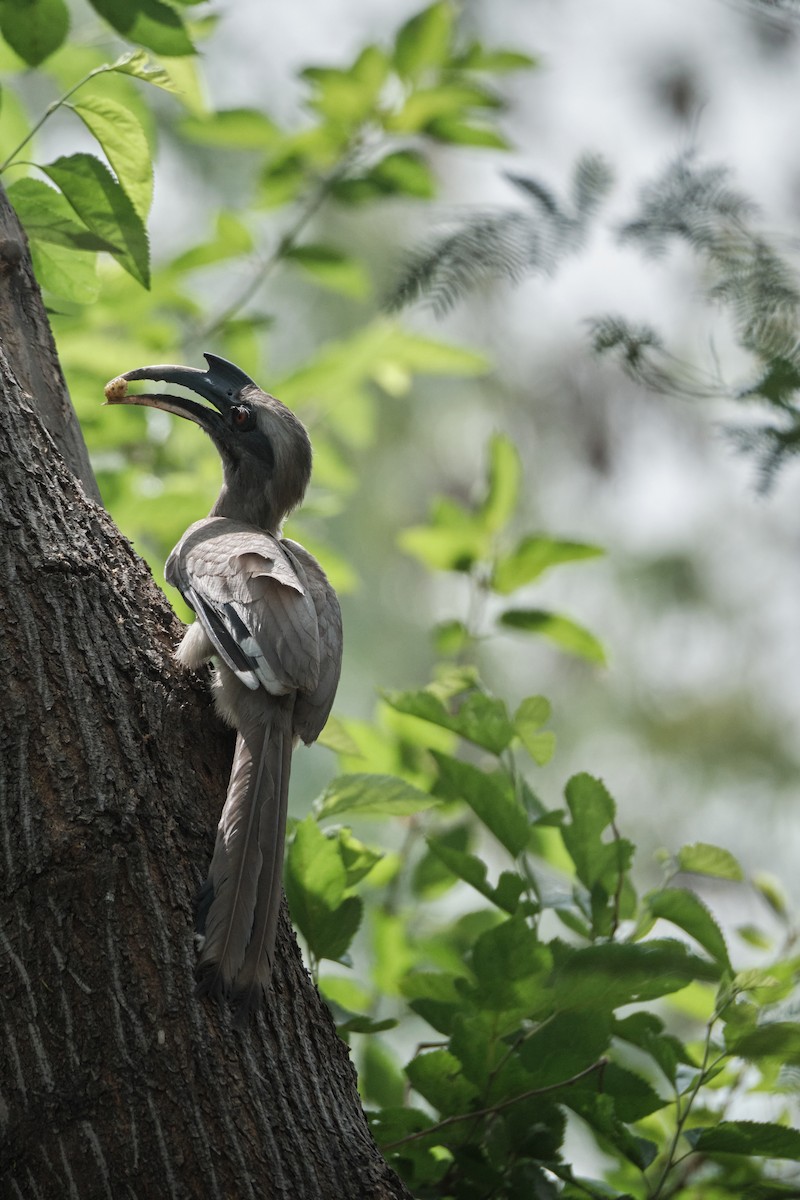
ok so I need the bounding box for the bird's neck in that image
[210,482,283,535]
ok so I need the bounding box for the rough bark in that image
[0,201,410,1199]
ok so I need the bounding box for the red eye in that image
[230,405,255,430]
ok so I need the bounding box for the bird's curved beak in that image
[103,353,257,427]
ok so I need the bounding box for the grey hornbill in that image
[105,354,342,1016]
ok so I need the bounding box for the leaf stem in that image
[381,1057,607,1150]
[190,146,360,345]
[648,1016,722,1199]
[0,64,112,174]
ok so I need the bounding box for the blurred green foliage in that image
[3,3,800,1198]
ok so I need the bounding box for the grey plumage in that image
[105,354,342,1017]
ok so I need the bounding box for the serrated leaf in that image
[393,1,453,81]
[284,243,370,299]
[516,1009,611,1087]
[424,838,493,902]
[493,536,604,594]
[109,49,180,93]
[470,914,553,1013]
[285,816,361,962]
[317,773,436,819]
[88,0,194,56]
[70,95,153,219]
[552,939,721,1012]
[433,752,530,856]
[728,1021,800,1064]
[646,887,731,971]
[0,0,68,66]
[500,608,606,664]
[384,685,514,754]
[677,842,744,881]
[406,1048,479,1117]
[687,1120,800,1159]
[7,178,116,252]
[41,153,149,287]
[561,773,630,893]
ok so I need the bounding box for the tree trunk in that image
[0,192,410,1200]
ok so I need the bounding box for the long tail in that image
[195,706,292,1005]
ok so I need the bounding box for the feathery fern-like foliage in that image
[387,153,613,314]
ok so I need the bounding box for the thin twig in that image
[0,64,113,173]
[382,1057,608,1150]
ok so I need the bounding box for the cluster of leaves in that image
[398,432,606,665]
[0,2,534,596]
[284,436,800,1199]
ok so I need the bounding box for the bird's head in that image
[105,353,312,532]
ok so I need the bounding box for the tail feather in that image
[195,718,272,1000]
[232,722,293,1021]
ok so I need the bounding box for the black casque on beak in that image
[104,353,258,428]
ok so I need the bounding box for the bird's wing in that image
[282,538,343,743]
[166,517,321,695]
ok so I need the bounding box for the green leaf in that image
[7,179,102,303]
[728,1021,800,1065]
[552,939,721,1012]
[500,609,606,664]
[677,842,744,881]
[70,95,153,219]
[316,716,362,758]
[454,44,538,73]
[0,0,68,65]
[406,1048,479,1117]
[427,117,510,148]
[7,178,115,252]
[109,49,181,94]
[369,149,435,198]
[514,696,555,765]
[493,536,604,594]
[284,243,370,299]
[336,829,384,887]
[285,816,361,962]
[516,1009,611,1088]
[384,684,514,754]
[470,915,553,1014]
[562,773,632,893]
[179,107,281,149]
[389,83,501,134]
[433,752,530,856]
[361,1039,406,1108]
[614,1012,694,1085]
[645,887,731,971]
[88,0,195,56]
[425,838,523,911]
[480,432,521,532]
[317,773,436,819]
[41,153,150,287]
[687,1120,800,1159]
[393,1,453,81]
[399,497,489,572]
